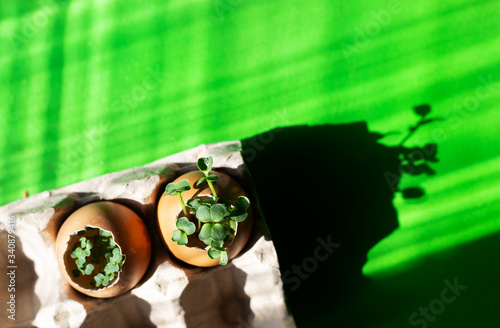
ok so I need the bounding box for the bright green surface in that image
[1,0,500,326]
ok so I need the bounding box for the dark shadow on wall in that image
[241,107,439,328]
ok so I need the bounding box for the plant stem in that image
[178,193,188,216]
[205,172,219,201]
[207,179,218,201]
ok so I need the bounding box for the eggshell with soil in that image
[157,171,253,267]
[55,201,151,298]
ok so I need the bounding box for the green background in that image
[1,0,499,327]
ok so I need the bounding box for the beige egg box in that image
[0,141,296,328]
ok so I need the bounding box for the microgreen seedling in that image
[196,157,220,201]
[171,217,196,245]
[165,179,191,215]
[165,156,250,265]
[70,227,125,288]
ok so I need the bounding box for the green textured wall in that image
[1,0,499,327]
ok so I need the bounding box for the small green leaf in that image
[211,223,228,241]
[80,237,87,248]
[211,239,224,249]
[94,273,110,287]
[230,196,250,222]
[104,263,119,274]
[100,230,112,237]
[187,198,202,209]
[207,157,213,171]
[71,247,83,259]
[200,237,213,247]
[231,213,248,222]
[176,217,196,235]
[84,264,94,275]
[95,276,103,287]
[199,223,213,240]
[165,182,178,195]
[208,248,221,260]
[196,176,207,186]
[196,205,212,222]
[197,157,213,173]
[202,198,216,206]
[211,203,228,222]
[217,197,232,208]
[206,174,219,182]
[229,220,237,231]
[103,264,112,275]
[99,229,112,237]
[177,231,188,245]
[111,247,122,263]
[75,257,86,268]
[177,179,191,191]
[185,222,196,235]
[234,196,250,212]
[102,275,111,286]
[219,250,228,266]
[176,217,189,229]
[172,229,181,242]
[103,275,111,286]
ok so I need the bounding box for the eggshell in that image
[157,171,253,267]
[55,201,151,298]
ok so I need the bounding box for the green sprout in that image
[171,217,196,245]
[70,228,125,288]
[165,179,191,215]
[196,157,220,201]
[164,156,250,265]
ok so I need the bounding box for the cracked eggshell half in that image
[55,201,151,298]
[157,171,253,267]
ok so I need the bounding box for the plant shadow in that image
[241,114,439,327]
